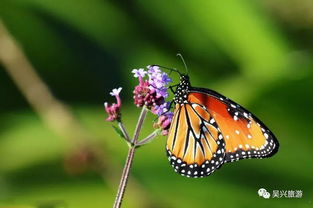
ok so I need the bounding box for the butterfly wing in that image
[166,102,225,178]
[188,88,279,163]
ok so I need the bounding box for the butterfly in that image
[164,68,279,178]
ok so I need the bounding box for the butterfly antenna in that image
[155,65,182,75]
[177,53,189,75]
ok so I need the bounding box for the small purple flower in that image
[156,87,169,98]
[132,68,147,78]
[155,112,174,135]
[148,72,162,86]
[152,102,171,116]
[147,65,161,74]
[161,73,172,85]
[147,67,171,98]
[104,87,122,122]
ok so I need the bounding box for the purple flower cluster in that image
[132,65,172,113]
[132,77,164,108]
[132,65,173,135]
[104,65,174,135]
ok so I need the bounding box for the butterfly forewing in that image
[189,88,279,162]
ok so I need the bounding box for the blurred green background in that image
[0,0,313,207]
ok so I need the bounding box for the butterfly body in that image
[166,75,279,178]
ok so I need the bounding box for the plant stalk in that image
[113,146,136,208]
[132,107,148,144]
[113,107,148,208]
[136,130,160,146]
[118,121,131,143]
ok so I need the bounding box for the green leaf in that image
[112,125,125,140]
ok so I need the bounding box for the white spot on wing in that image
[231,104,236,108]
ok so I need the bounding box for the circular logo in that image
[258,188,267,197]
[263,192,270,199]
[258,188,271,199]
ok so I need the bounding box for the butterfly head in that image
[180,74,189,82]
[174,75,190,104]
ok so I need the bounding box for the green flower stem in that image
[118,121,131,143]
[136,129,160,146]
[132,107,148,144]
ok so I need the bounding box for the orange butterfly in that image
[166,73,279,178]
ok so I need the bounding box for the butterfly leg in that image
[169,84,179,94]
[166,100,174,112]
